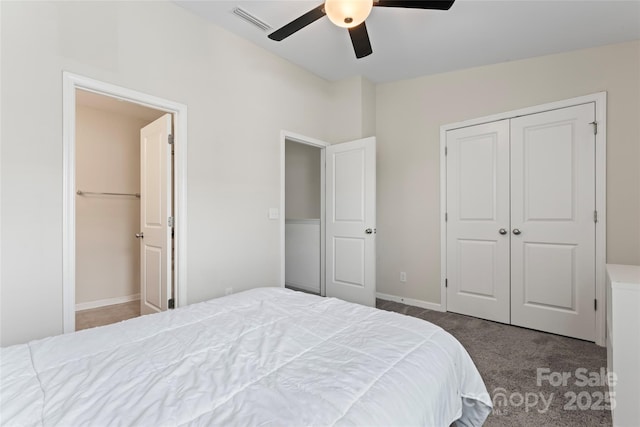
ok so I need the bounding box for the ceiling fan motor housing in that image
[325,0,374,28]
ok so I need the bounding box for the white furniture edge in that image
[605,263,640,426]
[63,71,188,333]
[606,264,640,290]
[439,92,607,346]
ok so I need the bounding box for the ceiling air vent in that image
[232,7,272,32]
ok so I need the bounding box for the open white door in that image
[139,114,173,315]
[325,137,376,307]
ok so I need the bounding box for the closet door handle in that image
[135,232,144,239]
[499,228,508,235]
[512,229,522,235]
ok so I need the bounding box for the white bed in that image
[1,288,491,426]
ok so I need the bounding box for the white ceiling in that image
[176,0,640,83]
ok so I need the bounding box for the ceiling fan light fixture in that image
[324,0,373,28]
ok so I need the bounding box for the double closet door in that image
[446,103,596,341]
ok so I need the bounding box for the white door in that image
[325,137,376,306]
[510,104,596,341]
[446,120,511,323]
[140,114,173,315]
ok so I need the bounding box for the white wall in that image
[0,1,348,346]
[75,105,148,306]
[376,41,640,305]
[285,141,321,219]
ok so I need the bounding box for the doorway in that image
[62,72,188,333]
[74,90,167,329]
[284,139,323,295]
[280,131,377,307]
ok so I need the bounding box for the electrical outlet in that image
[400,272,407,283]
[225,287,233,296]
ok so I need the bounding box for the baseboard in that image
[376,292,445,312]
[76,294,140,311]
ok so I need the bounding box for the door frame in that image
[440,92,607,345]
[279,130,330,296]
[62,72,188,333]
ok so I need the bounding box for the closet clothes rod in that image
[76,190,140,198]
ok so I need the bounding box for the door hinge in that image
[593,210,598,223]
[594,299,597,311]
[168,216,174,227]
[168,134,174,144]
[168,298,175,309]
[445,212,448,222]
[445,146,448,156]
[445,278,448,288]
[589,121,598,135]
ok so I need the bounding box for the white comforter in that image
[1,288,491,426]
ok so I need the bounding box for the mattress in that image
[0,288,491,426]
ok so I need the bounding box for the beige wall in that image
[328,76,377,143]
[0,1,346,346]
[285,141,321,219]
[75,105,149,305]
[376,41,640,304]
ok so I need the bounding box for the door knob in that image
[365,228,376,234]
[135,232,144,239]
[499,228,508,235]
[512,229,522,235]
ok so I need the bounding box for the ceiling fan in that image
[268,0,455,59]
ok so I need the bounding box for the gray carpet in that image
[376,299,612,427]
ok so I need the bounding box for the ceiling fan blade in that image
[374,0,455,10]
[348,22,373,59]
[268,4,326,41]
